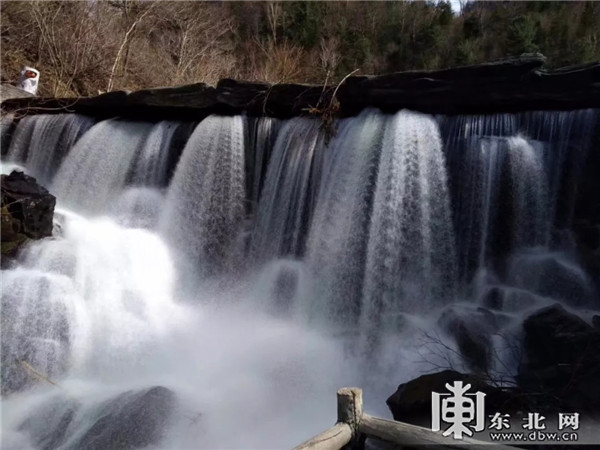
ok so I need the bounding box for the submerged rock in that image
[1,170,55,263]
[19,386,178,450]
[518,303,600,414]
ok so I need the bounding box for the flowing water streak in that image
[27,115,95,186]
[51,119,154,213]
[247,117,279,209]
[250,117,327,262]
[160,115,246,278]
[129,121,179,187]
[506,136,551,248]
[5,115,37,162]
[112,121,183,229]
[360,111,457,350]
[306,110,387,327]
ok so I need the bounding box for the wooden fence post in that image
[337,387,364,448]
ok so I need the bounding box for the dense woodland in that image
[1,1,599,97]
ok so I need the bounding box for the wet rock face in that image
[518,303,600,414]
[1,170,55,261]
[19,386,178,450]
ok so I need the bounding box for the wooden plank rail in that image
[294,387,516,450]
[293,422,352,450]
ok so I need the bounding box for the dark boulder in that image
[386,370,525,428]
[518,303,600,414]
[1,170,55,263]
[20,386,178,450]
[437,305,500,373]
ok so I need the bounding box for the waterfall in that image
[129,121,179,187]
[247,117,279,209]
[307,110,386,327]
[112,121,183,229]
[506,136,551,248]
[51,119,154,213]
[1,107,599,449]
[5,114,94,186]
[440,109,598,289]
[249,117,327,262]
[359,111,457,348]
[160,115,246,278]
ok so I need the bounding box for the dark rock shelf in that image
[1,55,599,120]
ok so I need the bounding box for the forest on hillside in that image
[1,1,599,97]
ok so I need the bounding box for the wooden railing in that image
[294,387,516,449]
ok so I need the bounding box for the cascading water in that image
[247,117,279,209]
[307,110,386,328]
[51,119,154,213]
[359,111,457,345]
[440,109,598,291]
[160,115,246,279]
[1,107,599,449]
[112,121,185,229]
[506,136,551,249]
[249,117,327,262]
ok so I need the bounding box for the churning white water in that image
[1,109,599,448]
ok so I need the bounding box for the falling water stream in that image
[1,108,598,448]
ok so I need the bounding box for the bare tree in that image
[265,1,283,45]
[28,1,116,96]
[106,0,154,92]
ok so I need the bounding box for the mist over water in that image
[1,108,599,448]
